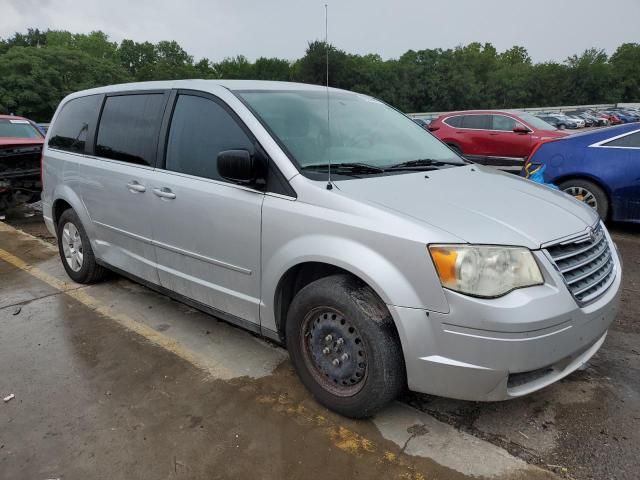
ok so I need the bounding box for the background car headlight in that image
[428,245,543,298]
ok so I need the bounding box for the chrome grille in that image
[546,225,616,304]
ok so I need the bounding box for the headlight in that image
[428,245,543,298]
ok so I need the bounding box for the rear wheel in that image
[559,179,609,220]
[57,209,108,283]
[558,124,566,130]
[286,274,405,418]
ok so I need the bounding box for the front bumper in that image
[391,241,622,401]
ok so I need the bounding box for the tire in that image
[559,179,609,220]
[558,124,566,130]
[57,208,108,283]
[286,274,405,418]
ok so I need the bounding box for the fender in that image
[260,233,450,334]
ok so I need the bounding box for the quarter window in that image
[444,116,463,128]
[165,94,254,181]
[462,115,490,129]
[96,94,166,166]
[492,115,517,131]
[603,131,640,148]
[48,95,101,153]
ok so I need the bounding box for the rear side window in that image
[96,94,166,166]
[444,116,463,128]
[603,131,640,148]
[165,94,254,181]
[462,115,490,129]
[48,95,101,153]
[492,115,517,131]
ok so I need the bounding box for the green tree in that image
[610,43,640,102]
[565,48,614,104]
[118,39,157,78]
[253,57,291,80]
[0,46,130,121]
[214,55,255,79]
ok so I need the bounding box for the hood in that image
[534,129,568,141]
[0,137,44,148]
[334,165,598,249]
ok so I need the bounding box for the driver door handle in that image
[153,187,176,200]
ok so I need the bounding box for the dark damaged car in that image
[0,115,44,214]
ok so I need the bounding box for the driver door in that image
[150,92,264,325]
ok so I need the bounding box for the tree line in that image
[0,28,639,122]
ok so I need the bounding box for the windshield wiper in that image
[384,158,466,171]
[302,162,385,175]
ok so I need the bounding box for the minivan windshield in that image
[237,90,465,177]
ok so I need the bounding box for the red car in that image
[428,110,568,172]
[0,114,44,214]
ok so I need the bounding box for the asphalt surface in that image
[1,212,639,480]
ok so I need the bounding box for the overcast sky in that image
[3,0,639,63]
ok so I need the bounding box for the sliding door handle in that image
[127,181,146,193]
[153,188,176,200]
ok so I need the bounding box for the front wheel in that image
[286,274,405,418]
[559,179,609,220]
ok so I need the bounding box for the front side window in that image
[237,90,463,175]
[603,131,640,148]
[165,95,254,181]
[462,115,490,130]
[95,94,165,166]
[48,95,101,153]
[492,115,517,131]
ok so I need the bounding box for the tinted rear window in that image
[603,131,640,148]
[48,95,101,153]
[96,94,165,166]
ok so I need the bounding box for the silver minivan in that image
[42,80,621,418]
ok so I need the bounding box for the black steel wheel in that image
[301,308,369,397]
[286,274,405,418]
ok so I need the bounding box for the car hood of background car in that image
[534,130,569,141]
[0,137,44,147]
[334,165,598,249]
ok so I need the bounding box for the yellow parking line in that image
[0,225,429,479]
[0,244,235,380]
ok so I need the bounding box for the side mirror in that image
[217,149,256,184]
[513,123,530,134]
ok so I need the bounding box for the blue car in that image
[522,124,640,223]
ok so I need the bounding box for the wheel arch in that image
[51,186,93,236]
[552,174,613,219]
[272,260,394,343]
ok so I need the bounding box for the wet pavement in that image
[1,215,639,479]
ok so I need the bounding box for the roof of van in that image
[64,79,342,99]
